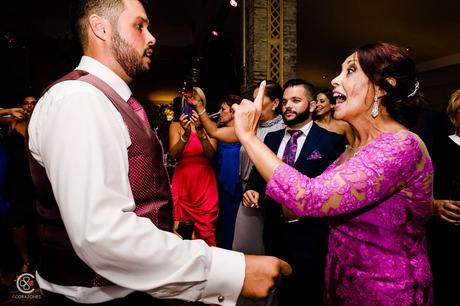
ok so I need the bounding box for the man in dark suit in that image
[242,79,346,305]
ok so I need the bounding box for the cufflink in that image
[218,295,224,303]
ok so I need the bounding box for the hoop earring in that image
[371,96,379,118]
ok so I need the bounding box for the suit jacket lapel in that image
[267,128,285,154]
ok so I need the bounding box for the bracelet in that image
[180,134,189,143]
[197,108,206,116]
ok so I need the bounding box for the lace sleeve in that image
[266,131,432,217]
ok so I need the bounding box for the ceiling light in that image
[229,0,238,7]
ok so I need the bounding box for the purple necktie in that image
[282,130,303,166]
[281,129,302,222]
[128,96,150,127]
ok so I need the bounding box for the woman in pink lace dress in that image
[232,43,433,305]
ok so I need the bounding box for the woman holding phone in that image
[168,87,219,246]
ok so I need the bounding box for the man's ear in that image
[88,14,110,40]
[309,100,317,113]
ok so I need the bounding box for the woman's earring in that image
[272,106,276,111]
[371,96,379,118]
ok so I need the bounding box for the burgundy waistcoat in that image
[27,70,173,287]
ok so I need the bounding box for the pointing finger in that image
[254,80,266,114]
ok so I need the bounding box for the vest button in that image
[218,295,224,303]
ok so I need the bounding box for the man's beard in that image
[111,30,149,79]
[282,108,310,127]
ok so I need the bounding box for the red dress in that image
[171,131,218,246]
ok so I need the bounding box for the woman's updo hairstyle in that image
[355,42,423,125]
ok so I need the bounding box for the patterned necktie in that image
[127,96,150,127]
[282,130,303,166]
[281,129,303,222]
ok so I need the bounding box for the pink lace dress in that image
[266,131,433,305]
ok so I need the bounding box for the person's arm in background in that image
[187,97,239,143]
[0,107,25,120]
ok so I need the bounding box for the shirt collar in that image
[286,120,313,136]
[76,56,132,102]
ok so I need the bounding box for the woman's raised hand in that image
[232,80,265,141]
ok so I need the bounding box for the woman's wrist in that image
[195,102,205,113]
[197,108,206,116]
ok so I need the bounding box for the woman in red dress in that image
[169,88,219,246]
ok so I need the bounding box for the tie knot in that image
[128,96,142,111]
[288,129,302,140]
[127,96,150,125]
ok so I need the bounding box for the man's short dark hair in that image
[283,79,317,102]
[71,0,126,50]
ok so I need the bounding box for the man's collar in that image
[77,56,132,102]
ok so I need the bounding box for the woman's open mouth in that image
[333,91,347,105]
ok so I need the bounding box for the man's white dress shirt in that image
[28,56,245,305]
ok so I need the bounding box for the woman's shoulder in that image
[376,130,431,165]
[378,130,423,147]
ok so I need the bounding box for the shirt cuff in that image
[200,247,245,306]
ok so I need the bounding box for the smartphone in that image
[182,101,194,119]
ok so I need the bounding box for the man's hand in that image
[242,190,260,208]
[240,255,292,300]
